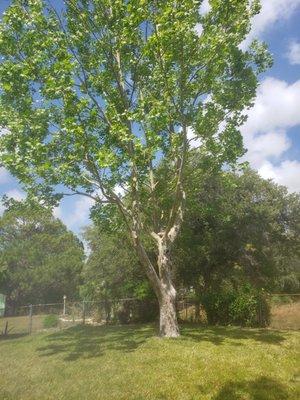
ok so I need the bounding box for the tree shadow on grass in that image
[37,324,155,361]
[37,323,288,361]
[212,376,293,400]
[180,325,287,346]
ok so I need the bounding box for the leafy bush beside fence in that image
[201,285,270,327]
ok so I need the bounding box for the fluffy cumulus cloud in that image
[241,77,300,192]
[245,0,300,44]
[259,160,300,193]
[287,41,300,65]
[55,195,94,230]
[244,130,291,168]
[243,78,300,135]
[71,196,94,224]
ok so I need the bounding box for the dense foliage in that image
[175,166,300,296]
[81,226,154,302]
[0,200,84,309]
[81,226,157,323]
[201,285,270,327]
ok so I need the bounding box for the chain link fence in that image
[177,294,300,329]
[0,298,158,337]
[1,294,299,337]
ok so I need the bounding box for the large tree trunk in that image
[157,239,179,337]
[158,283,179,337]
[133,236,180,337]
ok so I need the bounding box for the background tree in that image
[81,225,156,322]
[0,0,271,336]
[175,165,300,301]
[0,199,84,310]
[81,225,154,304]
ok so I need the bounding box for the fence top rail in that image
[82,298,148,303]
[17,298,147,308]
[270,293,300,296]
[19,302,64,308]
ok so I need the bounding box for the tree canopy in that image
[0,199,84,309]
[81,225,154,302]
[174,166,300,296]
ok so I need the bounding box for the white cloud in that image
[287,41,300,65]
[66,195,94,228]
[244,130,291,169]
[241,77,300,192]
[246,0,300,43]
[199,0,300,45]
[53,205,62,219]
[114,184,125,197]
[258,160,300,193]
[243,78,300,136]
[6,188,25,201]
[187,127,202,149]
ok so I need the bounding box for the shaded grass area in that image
[0,324,299,400]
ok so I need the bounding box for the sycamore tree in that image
[0,0,271,336]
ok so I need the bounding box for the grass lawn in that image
[0,324,299,400]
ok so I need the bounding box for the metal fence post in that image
[63,295,67,316]
[28,304,33,335]
[185,299,188,320]
[82,300,85,325]
[72,303,75,323]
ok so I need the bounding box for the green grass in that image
[0,324,299,400]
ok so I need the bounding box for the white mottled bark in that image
[159,285,179,337]
[157,239,179,337]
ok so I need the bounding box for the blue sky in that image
[0,0,300,237]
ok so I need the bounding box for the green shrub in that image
[229,286,259,326]
[201,285,270,327]
[201,291,235,325]
[131,300,158,323]
[43,314,59,329]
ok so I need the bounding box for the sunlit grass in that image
[0,324,299,400]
